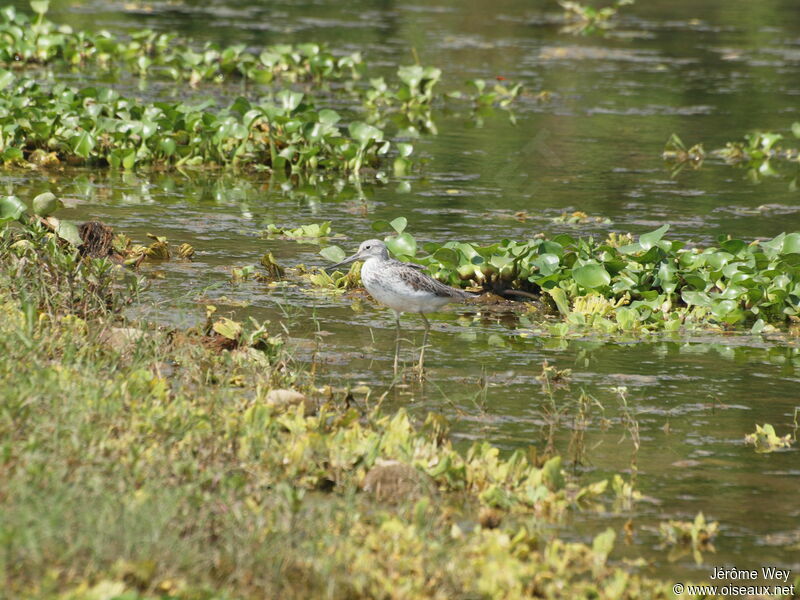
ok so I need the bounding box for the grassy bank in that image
[0,222,695,599]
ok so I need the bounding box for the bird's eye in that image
[365,245,371,249]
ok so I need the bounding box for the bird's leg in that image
[393,310,401,375]
[417,313,430,378]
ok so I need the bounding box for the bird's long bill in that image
[326,251,362,271]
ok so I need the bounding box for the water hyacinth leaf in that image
[70,131,95,158]
[639,224,669,250]
[541,455,564,490]
[0,69,13,90]
[396,142,413,158]
[630,246,663,265]
[213,318,242,341]
[277,90,304,112]
[319,245,346,263]
[389,217,407,234]
[760,233,784,258]
[32,192,62,217]
[744,424,793,453]
[432,247,459,266]
[592,528,616,564]
[681,290,710,307]
[750,318,766,334]
[720,238,747,254]
[572,264,610,289]
[0,195,27,223]
[386,232,416,258]
[160,138,177,157]
[617,242,642,255]
[539,240,564,256]
[489,255,514,269]
[616,307,638,330]
[398,65,424,89]
[710,299,738,318]
[547,287,570,316]
[782,232,800,255]
[122,150,136,170]
[317,109,340,125]
[683,274,707,290]
[2,148,24,163]
[371,220,393,233]
[30,0,49,15]
[349,121,382,145]
[55,220,82,246]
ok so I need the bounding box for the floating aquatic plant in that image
[0,74,401,174]
[664,127,800,186]
[744,423,794,453]
[0,1,364,85]
[558,0,636,35]
[319,220,800,331]
[659,512,718,565]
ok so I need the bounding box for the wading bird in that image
[328,239,474,374]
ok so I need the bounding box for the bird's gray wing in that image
[387,260,473,299]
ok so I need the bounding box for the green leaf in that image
[719,239,746,254]
[55,219,82,246]
[782,232,800,255]
[319,245,346,263]
[276,90,304,112]
[547,287,570,316]
[592,528,616,564]
[0,195,27,223]
[639,224,669,250]
[160,138,177,157]
[371,220,392,233]
[541,455,564,490]
[2,148,24,163]
[70,131,95,159]
[348,121,382,145]
[122,150,136,170]
[572,264,611,288]
[396,142,413,158]
[213,317,242,341]
[30,0,49,15]
[385,232,416,257]
[0,69,14,91]
[318,109,340,125]
[681,290,710,307]
[431,247,459,266]
[532,253,560,277]
[389,217,407,234]
[710,299,738,318]
[32,192,62,217]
